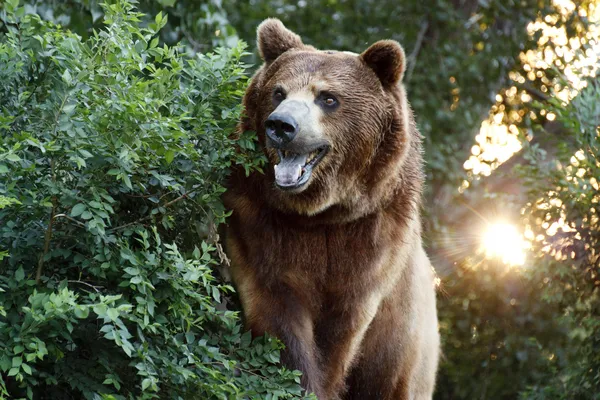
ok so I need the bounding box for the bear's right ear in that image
[257,18,304,63]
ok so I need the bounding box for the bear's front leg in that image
[234,270,325,398]
[313,293,382,399]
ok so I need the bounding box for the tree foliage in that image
[517,76,600,399]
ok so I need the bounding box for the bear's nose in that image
[265,113,298,146]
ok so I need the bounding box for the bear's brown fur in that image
[224,18,440,400]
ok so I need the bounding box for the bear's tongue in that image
[274,153,308,187]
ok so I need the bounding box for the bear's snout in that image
[265,112,298,147]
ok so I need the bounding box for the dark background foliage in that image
[1,0,599,398]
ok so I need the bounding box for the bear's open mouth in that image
[274,146,329,190]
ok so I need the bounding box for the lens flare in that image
[481,223,528,266]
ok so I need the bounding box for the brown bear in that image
[224,18,440,400]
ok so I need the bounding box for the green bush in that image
[436,263,567,400]
[0,1,310,398]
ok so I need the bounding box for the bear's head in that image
[240,19,423,220]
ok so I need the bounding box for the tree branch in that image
[67,280,103,293]
[181,30,210,53]
[36,196,56,284]
[107,188,198,233]
[53,213,87,228]
[406,19,429,83]
[36,95,67,283]
[516,82,550,102]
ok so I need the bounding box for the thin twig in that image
[52,95,69,139]
[36,194,56,284]
[209,221,230,268]
[515,82,550,101]
[107,188,198,233]
[10,63,50,130]
[125,193,156,199]
[181,30,210,53]
[36,94,68,283]
[406,19,429,83]
[67,280,103,293]
[53,213,87,228]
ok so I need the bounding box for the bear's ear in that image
[257,18,304,63]
[361,40,406,87]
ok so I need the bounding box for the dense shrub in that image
[0,1,311,398]
[436,264,567,400]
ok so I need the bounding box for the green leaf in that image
[124,267,139,275]
[79,149,93,158]
[93,304,108,318]
[62,69,72,84]
[6,153,20,162]
[122,174,132,189]
[63,103,76,114]
[71,203,87,217]
[89,201,103,209]
[185,332,195,344]
[6,0,19,11]
[15,266,25,282]
[107,308,119,321]
[192,246,201,259]
[21,363,32,375]
[0,355,10,372]
[165,150,175,164]
[74,306,90,319]
[212,286,221,303]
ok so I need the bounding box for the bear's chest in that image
[234,209,396,291]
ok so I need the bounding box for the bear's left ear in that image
[361,40,406,87]
[257,18,304,63]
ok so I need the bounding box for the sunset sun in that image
[481,222,529,266]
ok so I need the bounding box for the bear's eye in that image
[318,92,339,110]
[273,88,286,104]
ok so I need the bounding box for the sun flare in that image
[481,223,529,266]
